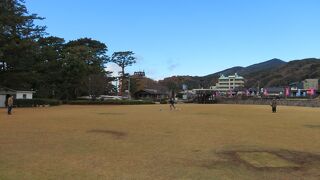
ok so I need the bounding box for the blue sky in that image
[26,0,320,80]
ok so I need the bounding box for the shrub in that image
[14,99,62,107]
[160,99,168,104]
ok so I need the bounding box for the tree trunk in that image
[121,66,125,94]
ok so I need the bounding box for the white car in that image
[99,95,122,100]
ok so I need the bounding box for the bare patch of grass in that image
[236,152,300,168]
[215,149,320,172]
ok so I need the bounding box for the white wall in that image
[0,95,6,107]
[16,92,33,99]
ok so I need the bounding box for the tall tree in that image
[35,36,65,98]
[110,51,136,94]
[61,38,110,100]
[0,0,46,89]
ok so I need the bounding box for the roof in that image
[135,89,168,95]
[0,87,35,95]
[265,87,285,93]
[0,87,16,95]
[219,73,244,80]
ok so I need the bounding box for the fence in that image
[216,98,320,107]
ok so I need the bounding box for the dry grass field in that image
[0,104,320,180]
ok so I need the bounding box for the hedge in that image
[160,99,168,104]
[13,99,155,107]
[65,99,155,105]
[14,99,62,107]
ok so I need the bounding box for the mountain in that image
[246,58,320,88]
[201,58,286,86]
[159,58,320,91]
[240,58,286,75]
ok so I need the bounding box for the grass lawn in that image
[0,104,320,179]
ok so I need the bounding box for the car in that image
[99,95,122,100]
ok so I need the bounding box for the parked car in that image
[99,95,122,101]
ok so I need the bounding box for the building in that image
[179,90,196,100]
[0,87,35,107]
[288,79,319,98]
[211,73,245,94]
[303,79,319,90]
[193,89,217,103]
[133,71,145,77]
[262,87,285,98]
[133,89,168,101]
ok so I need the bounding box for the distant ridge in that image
[246,58,320,87]
[202,58,286,83]
[159,58,320,90]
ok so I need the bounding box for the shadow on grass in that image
[87,129,127,139]
[97,113,125,115]
[195,113,214,115]
[304,125,320,129]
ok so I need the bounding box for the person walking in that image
[270,99,277,113]
[7,95,14,115]
[169,98,176,110]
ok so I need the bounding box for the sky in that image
[26,0,320,80]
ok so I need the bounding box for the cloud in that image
[105,63,121,77]
[167,58,180,71]
[168,63,180,71]
[135,54,144,64]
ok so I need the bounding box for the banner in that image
[285,87,290,97]
[263,89,268,96]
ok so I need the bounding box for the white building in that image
[0,87,35,107]
[211,73,245,94]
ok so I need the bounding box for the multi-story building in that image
[211,73,245,94]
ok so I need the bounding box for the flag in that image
[285,87,290,97]
[264,89,268,96]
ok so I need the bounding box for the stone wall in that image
[216,98,320,107]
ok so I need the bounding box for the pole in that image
[257,80,260,96]
[128,77,131,100]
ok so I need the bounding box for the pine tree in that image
[0,0,46,89]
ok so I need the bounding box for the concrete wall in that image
[16,92,33,99]
[0,95,6,107]
[216,98,320,107]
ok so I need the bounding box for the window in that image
[23,94,27,99]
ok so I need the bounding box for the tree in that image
[60,38,110,100]
[66,38,108,70]
[0,1,117,100]
[0,0,46,89]
[110,51,136,94]
[35,36,65,98]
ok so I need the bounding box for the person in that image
[270,98,277,113]
[7,95,14,115]
[169,98,176,110]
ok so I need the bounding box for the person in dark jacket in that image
[270,99,277,113]
[169,98,176,110]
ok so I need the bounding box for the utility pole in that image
[115,78,118,96]
[257,80,260,96]
[128,76,131,100]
